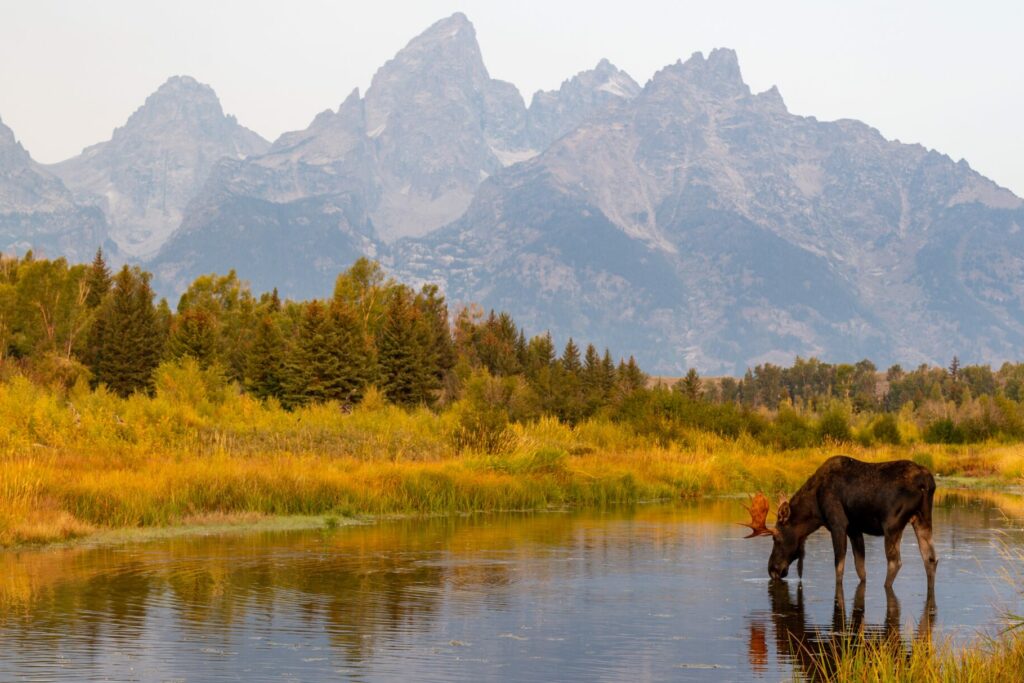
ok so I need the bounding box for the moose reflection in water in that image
[749,580,937,680]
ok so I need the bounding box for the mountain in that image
[7,14,1023,373]
[527,58,640,148]
[396,49,1024,373]
[50,76,269,258]
[0,116,108,261]
[150,13,530,294]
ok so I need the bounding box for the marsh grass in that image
[0,366,1023,546]
[796,631,1024,682]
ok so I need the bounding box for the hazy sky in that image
[2,1,1021,195]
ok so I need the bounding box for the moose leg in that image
[796,539,806,579]
[830,526,848,584]
[883,526,904,589]
[911,516,938,592]
[849,531,867,583]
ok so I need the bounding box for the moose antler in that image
[740,492,775,538]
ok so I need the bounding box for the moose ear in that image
[776,500,791,526]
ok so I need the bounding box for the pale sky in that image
[1,1,1021,196]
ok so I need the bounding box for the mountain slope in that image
[51,76,268,258]
[0,117,108,261]
[150,12,546,295]
[397,49,1023,373]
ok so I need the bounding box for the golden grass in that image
[789,632,1024,682]
[0,364,1022,547]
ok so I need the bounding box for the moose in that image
[742,456,937,589]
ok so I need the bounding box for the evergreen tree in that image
[678,368,703,400]
[167,308,219,368]
[580,343,606,416]
[87,266,163,396]
[326,302,372,404]
[415,284,456,386]
[600,349,617,393]
[281,301,337,407]
[245,314,285,400]
[378,287,436,406]
[617,356,647,396]
[561,338,582,376]
[525,333,555,378]
[84,248,111,309]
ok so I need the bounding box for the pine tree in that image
[84,248,111,309]
[600,349,617,394]
[166,308,218,368]
[677,368,703,400]
[550,339,582,422]
[281,301,337,407]
[561,338,582,376]
[245,315,285,400]
[415,284,455,387]
[377,287,433,406]
[87,266,163,396]
[581,343,606,416]
[616,356,647,396]
[326,302,371,404]
[525,333,555,379]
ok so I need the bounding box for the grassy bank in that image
[801,633,1024,682]
[1,369,1023,547]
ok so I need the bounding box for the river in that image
[0,492,1020,681]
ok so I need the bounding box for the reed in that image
[0,366,1022,546]
[801,631,1024,682]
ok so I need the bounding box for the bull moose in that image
[742,456,937,589]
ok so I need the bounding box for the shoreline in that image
[8,480,1022,554]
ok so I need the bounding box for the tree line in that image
[0,252,646,422]
[4,249,1024,446]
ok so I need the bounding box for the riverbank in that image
[4,437,1024,548]
[2,374,1024,547]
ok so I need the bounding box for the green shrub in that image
[817,405,852,444]
[924,418,964,444]
[870,413,902,445]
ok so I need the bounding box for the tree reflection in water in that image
[748,581,936,680]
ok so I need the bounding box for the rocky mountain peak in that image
[50,76,268,258]
[526,59,640,147]
[407,11,475,48]
[645,48,751,103]
[369,12,484,94]
[0,116,107,259]
[110,75,239,144]
[0,116,16,146]
[361,12,532,240]
[0,117,31,167]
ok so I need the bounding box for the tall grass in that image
[0,362,1022,546]
[801,630,1024,682]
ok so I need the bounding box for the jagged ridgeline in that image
[2,13,1022,375]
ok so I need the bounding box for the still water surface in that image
[0,493,1020,681]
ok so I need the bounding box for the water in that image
[0,493,1020,681]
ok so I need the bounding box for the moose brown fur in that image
[743,456,937,589]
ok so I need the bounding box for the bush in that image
[817,405,852,444]
[870,413,902,445]
[924,418,964,444]
[450,370,519,454]
[762,405,816,449]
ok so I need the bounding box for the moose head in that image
[741,492,803,580]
